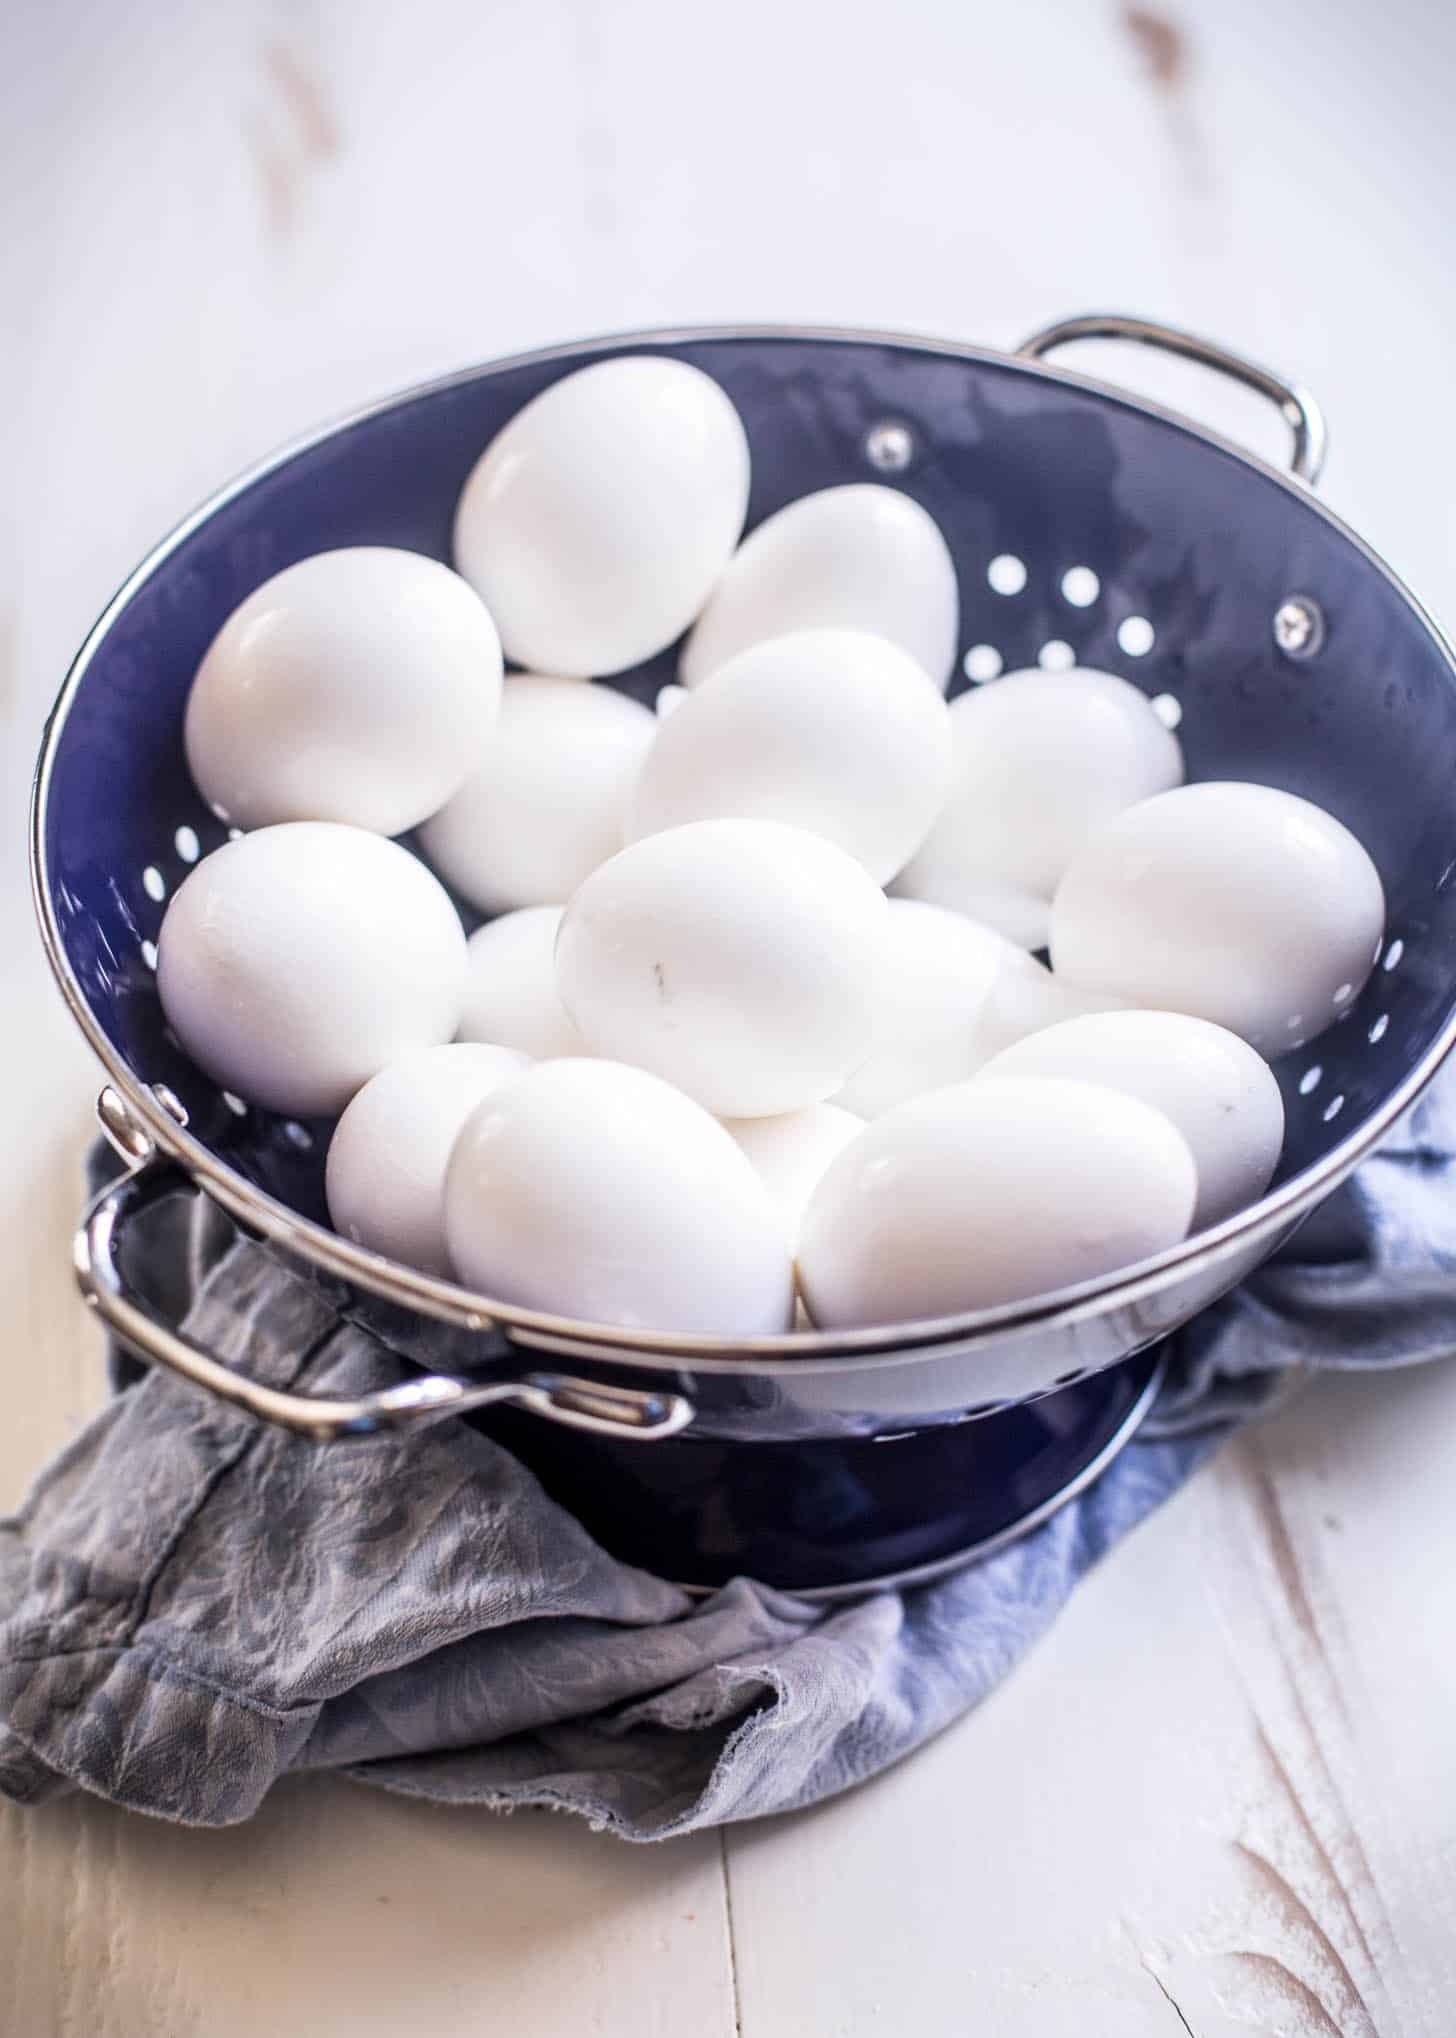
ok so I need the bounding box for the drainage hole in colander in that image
[1059,566,1099,608]
[222,1091,248,1116]
[139,939,158,971]
[283,1120,314,1150]
[1117,615,1155,657]
[1298,1065,1323,1096]
[962,644,1003,684]
[142,865,166,903]
[1383,938,1405,973]
[1322,1094,1346,1123]
[1369,1014,1389,1044]
[1149,693,1182,729]
[174,825,201,863]
[987,553,1027,596]
[1038,639,1076,672]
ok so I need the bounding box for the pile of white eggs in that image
[157,354,1388,1339]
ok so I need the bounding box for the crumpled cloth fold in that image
[2,1082,1452,1838]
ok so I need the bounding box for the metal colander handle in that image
[1016,312,1328,486]
[75,1159,695,1444]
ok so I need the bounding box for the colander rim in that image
[30,318,1456,1373]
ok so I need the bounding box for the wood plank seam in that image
[719,1828,744,2038]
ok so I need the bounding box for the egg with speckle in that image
[184,547,502,835]
[456,907,586,1061]
[326,1042,529,1275]
[628,629,951,882]
[798,1077,1197,1328]
[896,666,1184,913]
[420,676,656,913]
[157,823,466,1116]
[453,356,749,676]
[721,1103,862,1244]
[445,1058,795,1332]
[1050,782,1386,1054]
[556,819,888,1117]
[980,1010,1285,1228]
[835,898,1113,1118]
[680,485,959,691]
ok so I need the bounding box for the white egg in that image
[834,899,1109,1118]
[1050,782,1386,1055]
[629,629,950,882]
[556,819,888,1117]
[456,907,586,1060]
[680,484,959,691]
[445,1058,794,1333]
[184,547,502,836]
[453,356,749,676]
[419,677,656,913]
[157,824,466,1117]
[896,667,1184,911]
[890,871,1052,952]
[798,1077,1197,1329]
[325,1042,529,1275]
[721,1103,862,1245]
[980,1011,1285,1229]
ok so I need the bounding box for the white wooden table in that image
[5,2,1456,2029]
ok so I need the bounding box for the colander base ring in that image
[474,1349,1164,1600]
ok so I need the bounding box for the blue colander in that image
[31,315,1456,1592]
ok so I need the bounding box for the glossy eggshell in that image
[896,666,1184,907]
[455,907,586,1060]
[627,628,951,883]
[444,1058,795,1333]
[156,823,467,1117]
[980,1010,1285,1229]
[325,1042,529,1275]
[797,1077,1198,1329]
[834,898,1113,1118]
[420,676,656,913]
[680,485,959,691]
[720,1103,862,1245]
[555,819,888,1117]
[1050,782,1386,1054]
[184,547,502,835]
[890,868,1051,952]
[453,356,749,676]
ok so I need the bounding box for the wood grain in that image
[0,1784,736,2038]
[5,0,1456,2029]
[724,1371,1456,2036]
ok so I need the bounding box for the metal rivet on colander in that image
[863,420,915,473]
[96,1085,155,1165]
[1273,594,1326,659]
[152,1082,189,1127]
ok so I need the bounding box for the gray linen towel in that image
[1,1078,1452,1839]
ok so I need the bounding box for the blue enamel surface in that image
[477,1352,1160,1593]
[43,333,1456,1228]
[40,331,1456,1586]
